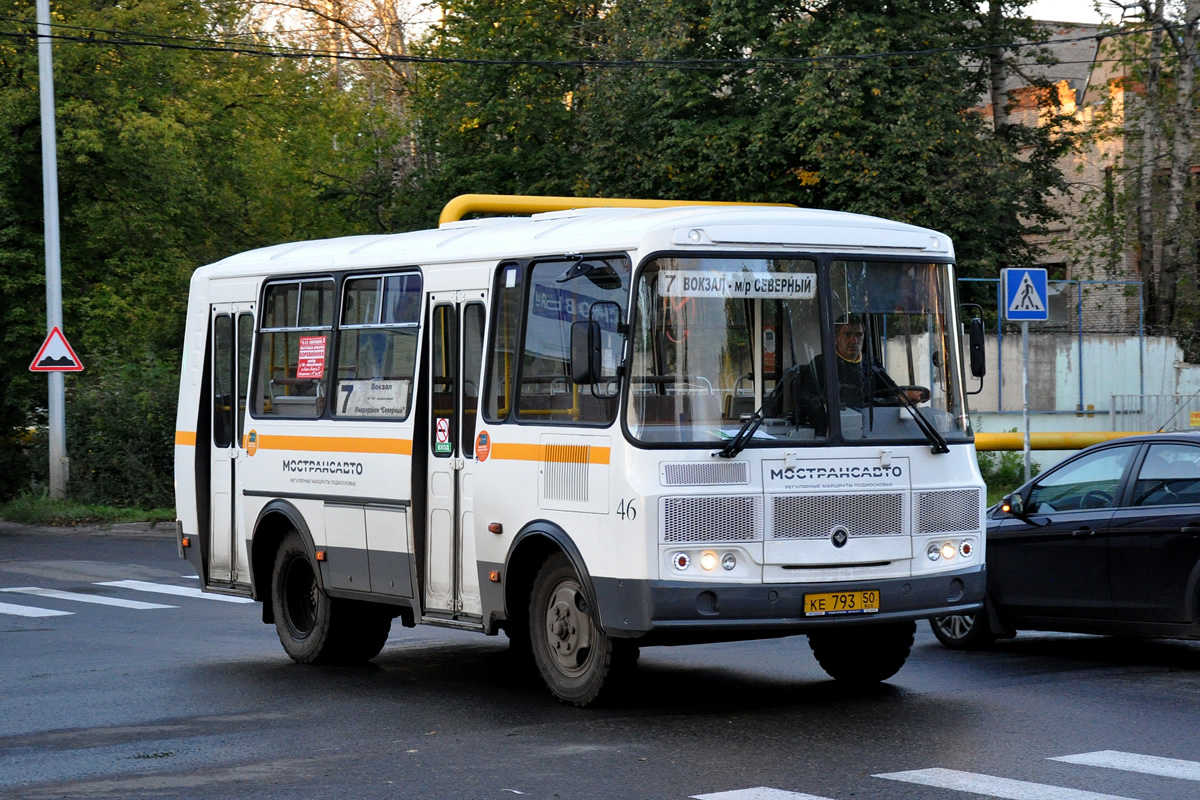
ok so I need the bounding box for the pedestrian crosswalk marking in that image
[0,601,73,618]
[1051,751,1200,782]
[0,587,176,610]
[95,579,255,603]
[692,789,836,800]
[873,768,1140,800]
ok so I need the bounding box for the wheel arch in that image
[503,520,599,634]
[251,500,320,624]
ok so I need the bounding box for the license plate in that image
[804,590,881,616]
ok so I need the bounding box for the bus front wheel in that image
[528,554,615,706]
[808,620,915,684]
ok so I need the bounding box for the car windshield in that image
[625,256,971,447]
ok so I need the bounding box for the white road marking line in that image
[0,601,73,618]
[1050,751,1200,782]
[0,587,176,610]
[692,790,837,800]
[95,580,255,603]
[874,768,1142,800]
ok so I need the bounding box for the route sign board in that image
[1003,268,1049,322]
[29,326,84,372]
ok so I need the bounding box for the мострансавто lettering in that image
[770,465,903,481]
[282,459,364,475]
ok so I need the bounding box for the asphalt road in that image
[2,521,1198,800]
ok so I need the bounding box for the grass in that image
[0,492,175,527]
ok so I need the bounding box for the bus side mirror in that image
[571,321,602,384]
[969,318,986,378]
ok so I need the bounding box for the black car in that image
[931,432,1200,648]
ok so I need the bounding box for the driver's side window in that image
[1026,446,1134,513]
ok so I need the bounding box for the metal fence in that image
[959,277,1147,416]
[958,277,1144,336]
[1111,394,1200,432]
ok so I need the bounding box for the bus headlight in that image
[721,553,737,571]
[700,550,718,571]
[926,543,941,561]
[940,541,958,560]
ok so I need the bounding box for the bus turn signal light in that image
[181,537,190,548]
[315,550,327,562]
[489,570,501,582]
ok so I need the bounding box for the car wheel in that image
[929,612,997,650]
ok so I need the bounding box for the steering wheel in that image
[1080,489,1112,509]
[869,385,930,405]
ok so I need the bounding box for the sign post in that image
[36,0,68,498]
[1003,268,1049,483]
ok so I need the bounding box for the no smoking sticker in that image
[435,417,452,454]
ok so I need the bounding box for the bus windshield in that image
[626,256,971,447]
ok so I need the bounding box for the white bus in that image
[174,195,988,705]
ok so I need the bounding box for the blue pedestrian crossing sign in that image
[1003,268,1049,321]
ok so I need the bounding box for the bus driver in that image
[792,315,928,435]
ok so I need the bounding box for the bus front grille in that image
[660,461,750,486]
[769,493,906,539]
[661,496,762,543]
[915,489,982,532]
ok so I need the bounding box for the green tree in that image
[580,0,1073,278]
[395,0,605,228]
[1074,2,1198,341]
[0,0,401,500]
[404,0,1074,285]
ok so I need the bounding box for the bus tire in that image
[808,620,915,684]
[528,553,614,706]
[271,532,342,664]
[340,601,393,663]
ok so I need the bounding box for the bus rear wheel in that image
[808,620,915,684]
[529,554,614,706]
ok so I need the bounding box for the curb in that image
[0,519,174,537]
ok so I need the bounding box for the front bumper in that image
[594,566,985,645]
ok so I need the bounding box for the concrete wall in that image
[970,333,1200,472]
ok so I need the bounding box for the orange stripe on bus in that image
[490,443,610,465]
[255,435,413,455]
[175,431,197,446]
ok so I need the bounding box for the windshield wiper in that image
[870,365,949,454]
[716,407,765,459]
[715,365,798,459]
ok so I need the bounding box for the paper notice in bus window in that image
[296,336,327,379]
[659,270,815,300]
[336,379,410,417]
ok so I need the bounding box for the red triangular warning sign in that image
[29,326,84,372]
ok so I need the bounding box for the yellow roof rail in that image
[438,193,795,226]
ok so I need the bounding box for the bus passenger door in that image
[209,304,254,585]
[425,293,487,620]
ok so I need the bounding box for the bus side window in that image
[516,256,629,425]
[430,303,457,457]
[334,273,420,419]
[254,279,333,419]
[462,303,485,453]
[484,263,522,422]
